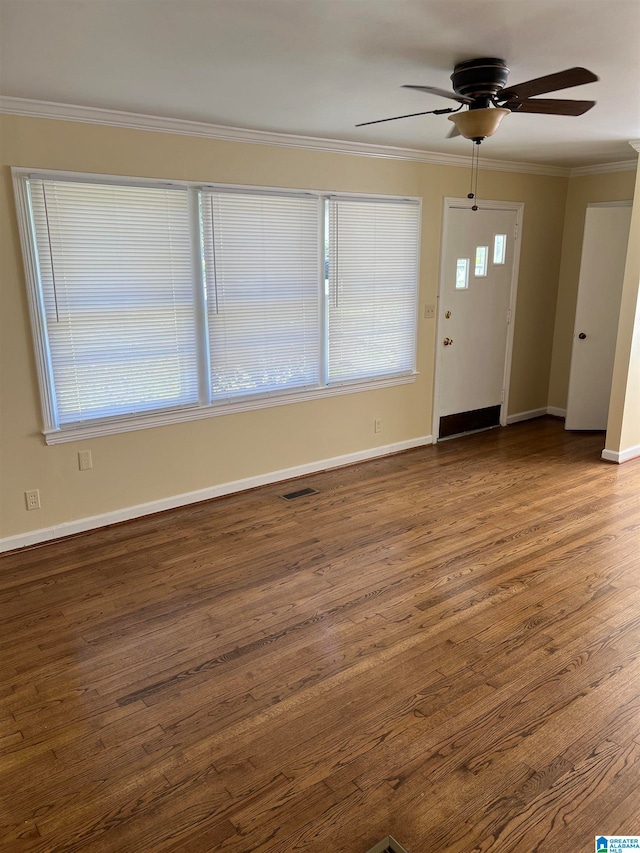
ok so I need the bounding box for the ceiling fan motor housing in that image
[451,58,510,108]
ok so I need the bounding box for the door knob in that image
[443,337,453,346]
[578,332,587,339]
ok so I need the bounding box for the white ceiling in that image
[1,0,639,168]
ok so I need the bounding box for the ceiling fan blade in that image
[355,109,446,127]
[447,124,461,138]
[402,85,473,105]
[499,67,598,101]
[510,98,596,116]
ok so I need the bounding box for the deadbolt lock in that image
[443,337,453,346]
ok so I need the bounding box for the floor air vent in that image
[365,837,409,853]
[279,487,319,501]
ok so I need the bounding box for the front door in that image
[434,200,521,440]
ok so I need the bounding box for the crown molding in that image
[570,159,638,177]
[0,95,573,177]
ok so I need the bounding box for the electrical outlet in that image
[424,303,436,319]
[374,418,382,434]
[25,489,41,510]
[78,450,93,471]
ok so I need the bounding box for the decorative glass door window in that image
[475,246,488,277]
[456,258,469,290]
[493,234,507,265]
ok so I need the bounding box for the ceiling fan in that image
[356,58,598,142]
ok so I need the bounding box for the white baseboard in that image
[507,407,548,424]
[602,444,640,464]
[0,435,432,553]
[507,406,566,425]
[546,406,567,419]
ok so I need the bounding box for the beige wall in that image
[0,114,568,541]
[605,161,640,458]
[547,169,637,411]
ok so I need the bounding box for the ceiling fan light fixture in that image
[448,107,510,141]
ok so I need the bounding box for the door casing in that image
[432,197,524,443]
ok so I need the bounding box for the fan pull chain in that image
[473,142,480,210]
[467,141,481,211]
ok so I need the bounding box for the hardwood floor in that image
[2,417,640,852]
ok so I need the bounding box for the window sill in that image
[43,372,418,445]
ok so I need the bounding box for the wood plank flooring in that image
[2,417,640,852]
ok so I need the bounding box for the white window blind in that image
[15,169,421,442]
[28,178,197,425]
[327,198,419,384]
[202,190,321,399]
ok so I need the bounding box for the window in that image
[493,233,507,265]
[455,258,469,290]
[201,190,321,400]
[475,246,488,277]
[14,170,420,443]
[327,198,420,383]
[26,179,198,425]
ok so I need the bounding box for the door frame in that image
[432,197,524,443]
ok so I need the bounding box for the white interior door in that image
[434,201,521,439]
[565,203,632,431]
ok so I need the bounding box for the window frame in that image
[12,168,421,445]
